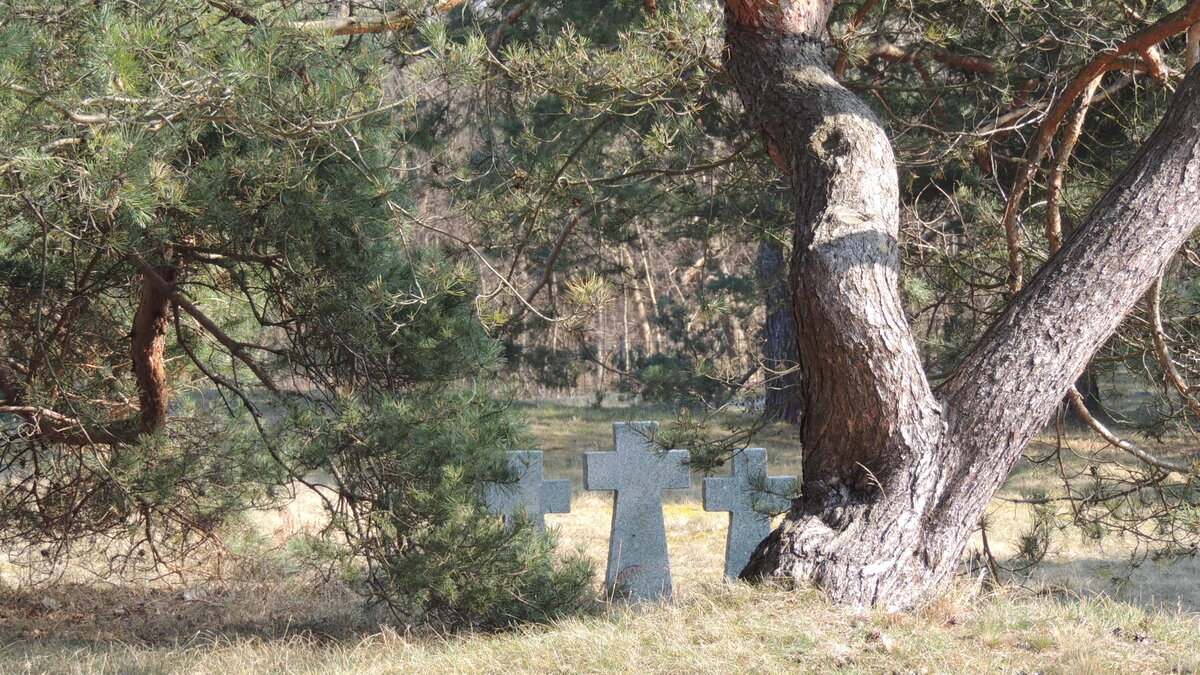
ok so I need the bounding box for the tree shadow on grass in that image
[0,575,389,647]
[1009,553,1200,614]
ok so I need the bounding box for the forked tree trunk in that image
[726,0,1200,608]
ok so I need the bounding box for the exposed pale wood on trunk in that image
[1189,23,1200,70]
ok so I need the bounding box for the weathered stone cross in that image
[703,447,796,580]
[584,421,690,602]
[484,450,571,529]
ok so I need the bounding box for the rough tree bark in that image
[132,264,176,434]
[727,0,1200,608]
[0,260,179,445]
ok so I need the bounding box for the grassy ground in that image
[1,402,1199,673]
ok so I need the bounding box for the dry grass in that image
[1,402,1199,673]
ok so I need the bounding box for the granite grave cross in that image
[703,448,796,580]
[484,451,571,529]
[584,422,690,602]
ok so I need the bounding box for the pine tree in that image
[0,0,588,626]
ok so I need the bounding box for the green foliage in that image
[619,351,727,405]
[411,1,776,400]
[293,392,593,628]
[0,0,591,628]
[4,0,1200,615]
[1015,501,1056,568]
[503,343,586,390]
[396,0,1200,567]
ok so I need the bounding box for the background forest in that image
[2,0,1200,669]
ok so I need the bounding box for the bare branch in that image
[1045,76,1101,255]
[289,0,465,36]
[505,113,615,281]
[523,204,596,307]
[1000,0,1200,295]
[1139,45,1171,83]
[6,84,112,125]
[489,2,530,55]
[977,72,1136,135]
[1067,389,1193,474]
[0,405,133,445]
[0,359,135,446]
[206,0,261,26]
[1148,277,1200,419]
[860,42,996,75]
[566,140,754,187]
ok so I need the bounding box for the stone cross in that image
[584,421,691,602]
[484,451,571,529]
[703,448,796,580]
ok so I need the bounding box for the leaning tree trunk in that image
[726,0,1200,609]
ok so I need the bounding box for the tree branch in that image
[6,84,113,125]
[0,405,133,445]
[132,264,174,434]
[832,0,883,79]
[944,64,1200,463]
[289,0,465,36]
[129,256,283,396]
[860,42,996,75]
[1067,389,1193,474]
[1045,76,1101,255]
[1148,277,1200,419]
[566,140,753,186]
[206,0,261,26]
[505,112,615,281]
[1000,0,1200,294]
[523,204,596,307]
[0,358,135,446]
[489,2,530,56]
